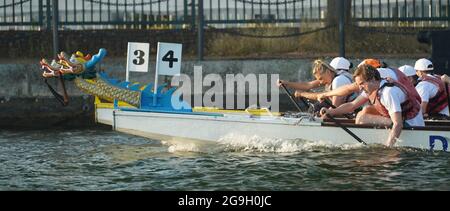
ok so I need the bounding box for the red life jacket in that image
[389,67,422,104]
[420,74,449,114]
[371,81,421,120]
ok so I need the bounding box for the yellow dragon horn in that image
[75,51,84,57]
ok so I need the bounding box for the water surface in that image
[1,128,449,191]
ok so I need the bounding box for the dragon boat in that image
[40,49,450,152]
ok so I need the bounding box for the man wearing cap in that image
[277,58,355,109]
[317,59,392,100]
[317,58,421,117]
[320,65,424,147]
[398,65,419,86]
[330,57,353,73]
[414,58,449,119]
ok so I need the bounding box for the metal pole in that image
[38,0,43,28]
[197,0,204,61]
[46,0,51,30]
[52,0,59,57]
[191,0,196,30]
[339,0,346,57]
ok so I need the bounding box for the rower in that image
[358,58,383,69]
[316,58,384,102]
[399,65,419,86]
[320,64,424,147]
[317,59,422,117]
[330,57,353,72]
[414,58,450,119]
[277,58,355,114]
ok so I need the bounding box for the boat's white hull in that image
[96,108,450,151]
[96,107,114,125]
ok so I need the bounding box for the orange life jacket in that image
[371,81,421,120]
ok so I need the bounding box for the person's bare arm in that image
[331,96,347,107]
[421,102,429,118]
[294,90,321,101]
[277,79,322,91]
[320,95,368,118]
[317,83,359,102]
[441,74,450,84]
[296,91,347,107]
[386,112,403,147]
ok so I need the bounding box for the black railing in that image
[352,0,450,21]
[1,0,449,30]
[0,0,323,30]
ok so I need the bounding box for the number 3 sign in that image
[156,42,182,76]
[126,42,150,73]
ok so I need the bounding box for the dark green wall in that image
[1,29,197,59]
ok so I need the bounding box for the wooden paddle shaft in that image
[281,83,304,112]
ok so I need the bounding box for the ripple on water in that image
[0,129,449,190]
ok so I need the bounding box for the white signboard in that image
[126,42,150,81]
[156,42,182,76]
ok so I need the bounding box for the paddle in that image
[280,83,306,112]
[325,114,366,145]
[280,82,367,145]
[44,78,69,106]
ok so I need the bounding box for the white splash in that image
[161,135,367,154]
[217,133,344,153]
[164,141,202,153]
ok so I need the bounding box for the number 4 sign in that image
[156,42,182,76]
[153,42,182,105]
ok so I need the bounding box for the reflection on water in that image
[0,128,449,191]
[103,144,167,164]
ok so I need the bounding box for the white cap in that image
[330,57,351,70]
[414,58,434,71]
[398,65,416,77]
[377,68,397,80]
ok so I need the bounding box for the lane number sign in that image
[126,42,150,73]
[156,42,182,76]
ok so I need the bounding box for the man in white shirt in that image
[330,57,355,94]
[414,58,450,119]
[399,65,419,86]
[317,58,424,115]
[320,64,424,147]
[316,59,397,101]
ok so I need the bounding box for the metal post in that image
[339,0,346,57]
[38,0,43,28]
[197,0,204,61]
[52,0,59,57]
[184,0,188,24]
[50,0,68,106]
[46,0,51,30]
[191,0,196,30]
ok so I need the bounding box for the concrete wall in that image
[0,58,417,128]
